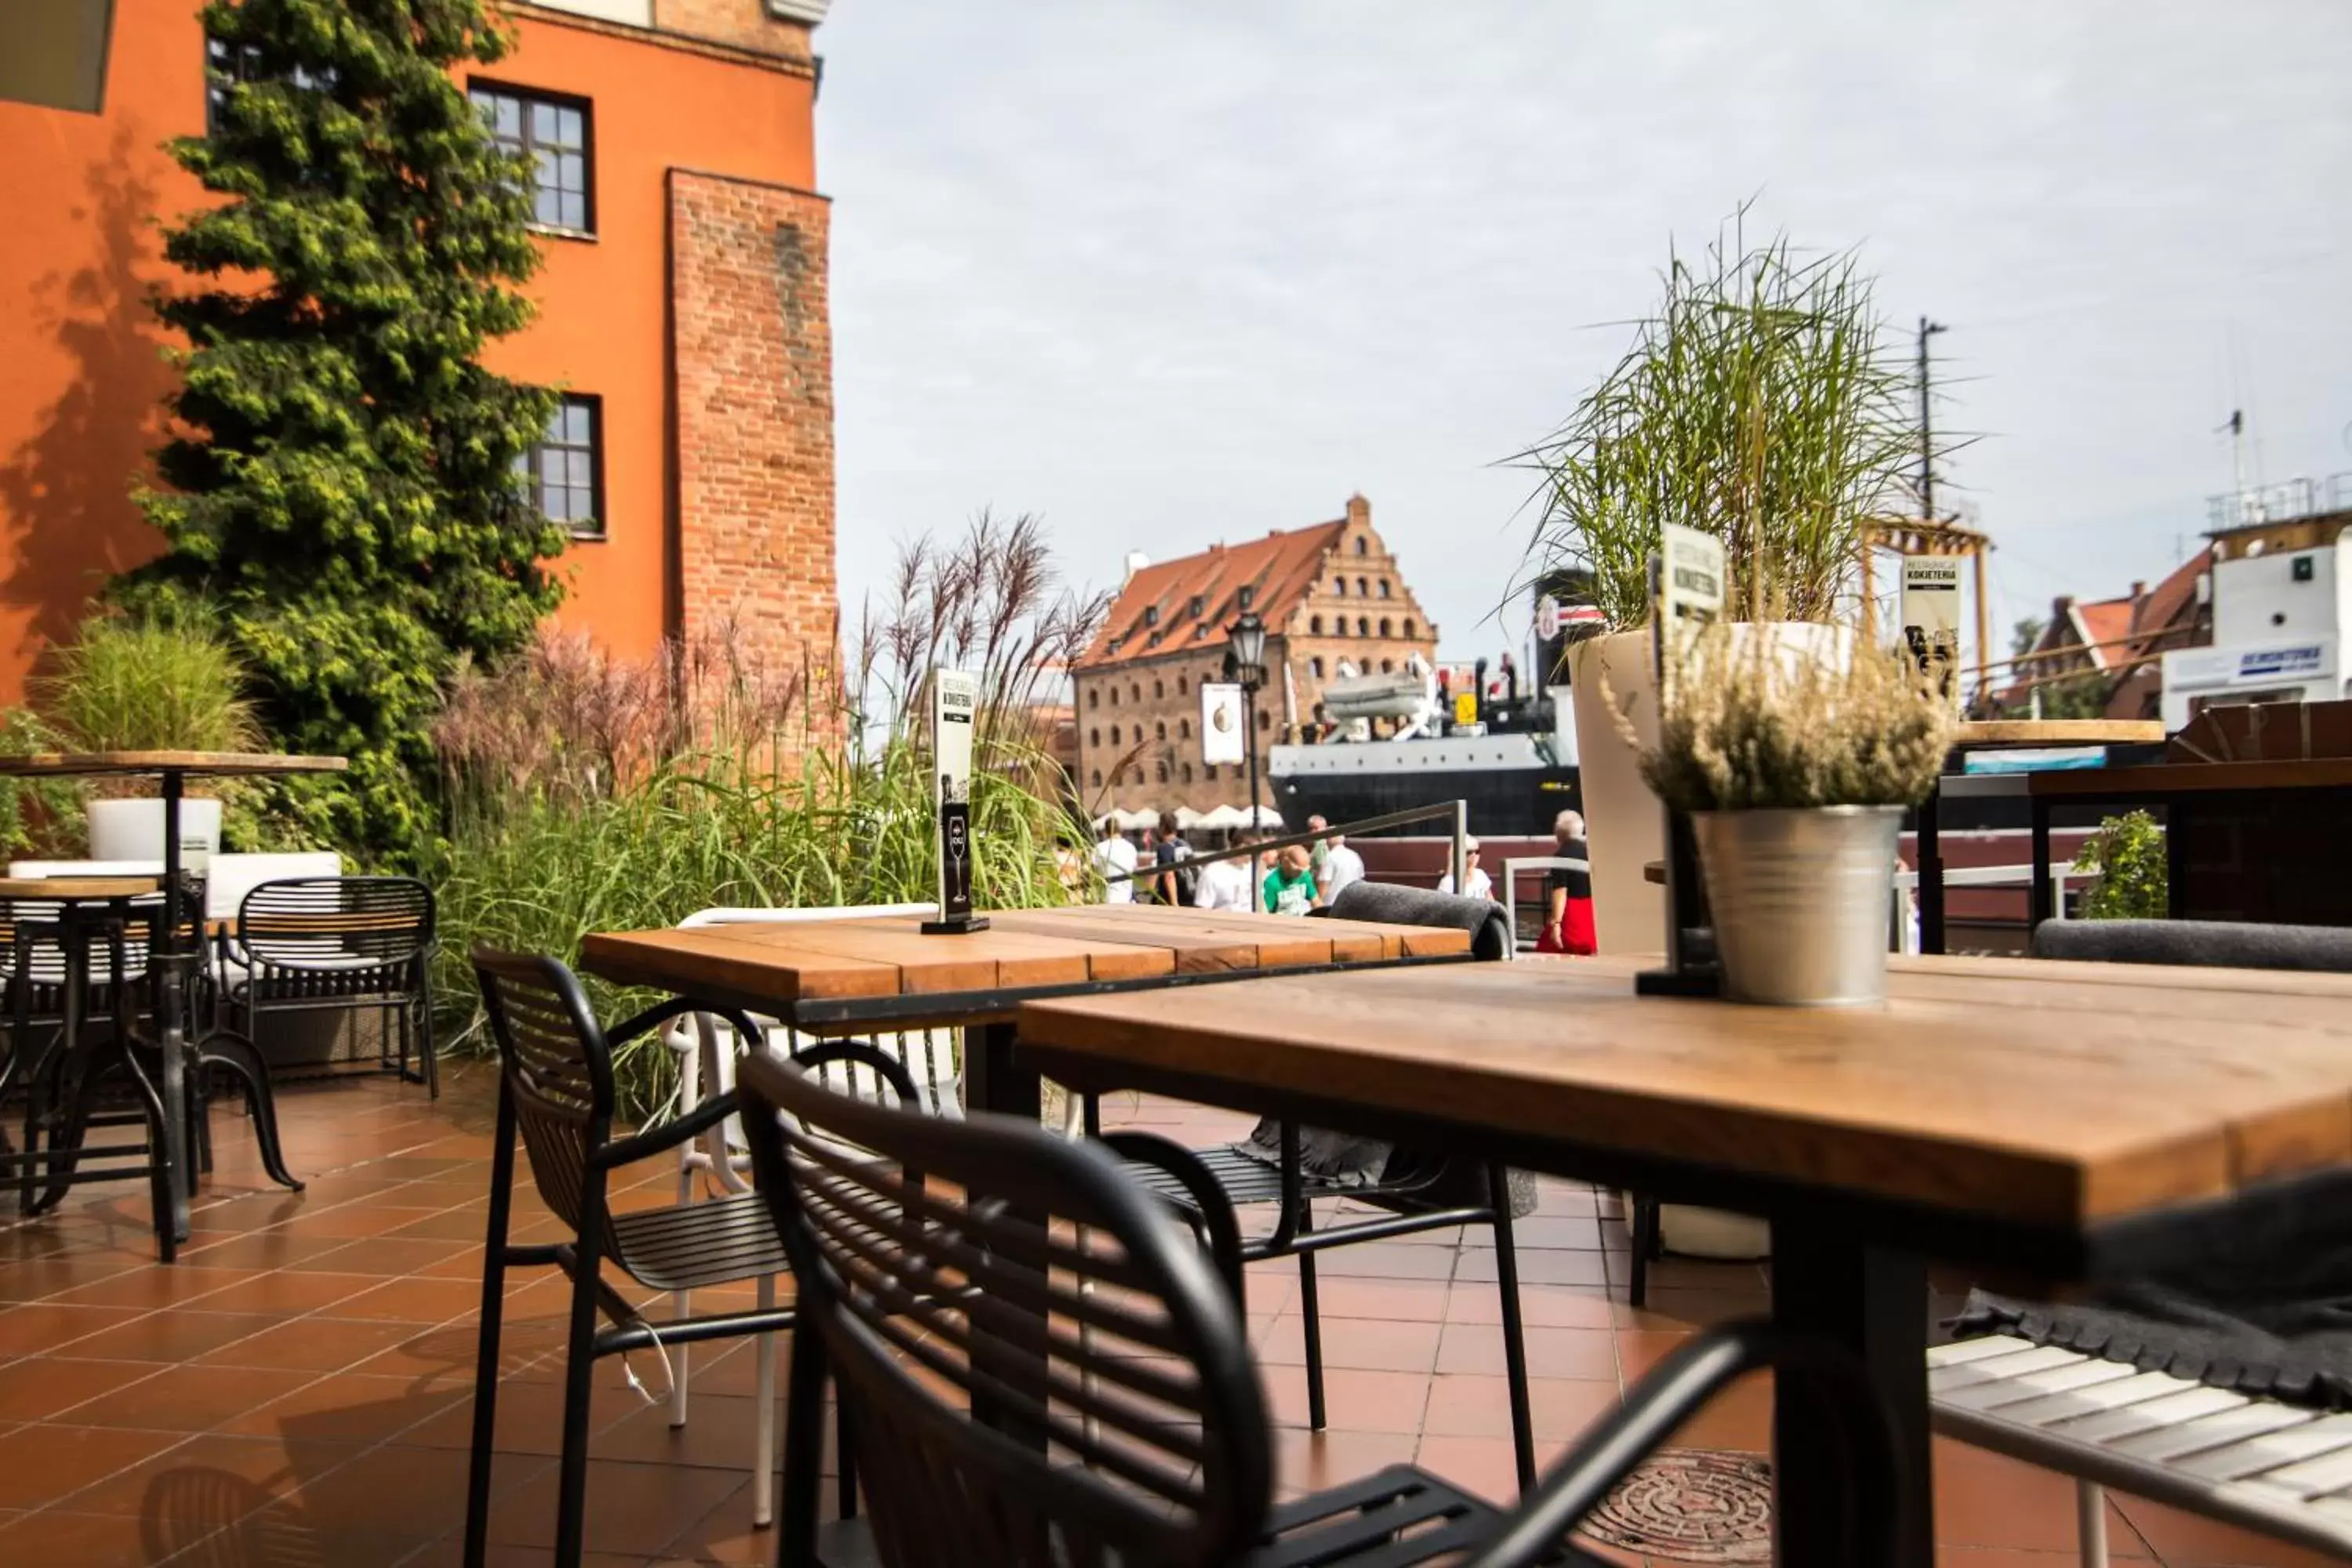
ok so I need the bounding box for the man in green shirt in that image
[1262,843,1318,916]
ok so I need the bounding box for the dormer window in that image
[1144,605,1159,626]
[1188,595,1204,619]
[1238,584,1255,611]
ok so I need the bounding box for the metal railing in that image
[1101,799,1471,895]
[1499,856,1589,949]
[1890,863,2080,953]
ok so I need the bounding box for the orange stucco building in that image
[0,0,839,702]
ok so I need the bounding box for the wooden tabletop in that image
[1016,952,2352,1235]
[2028,757,2352,797]
[0,876,159,899]
[1955,720,2165,748]
[0,751,347,779]
[579,905,1471,1027]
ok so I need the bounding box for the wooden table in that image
[1015,951,2352,1567]
[2027,757,2352,927]
[0,752,346,1249]
[1918,720,2165,952]
[580,903,1473,1123]
[0,876,158,900]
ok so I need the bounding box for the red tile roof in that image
[2073,600,2136,668]
[1078,520,1348,670]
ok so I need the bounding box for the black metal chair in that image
[736,1047,1910,1568]
[1087,881,1539,1490]
[215,876,438,1094]
[466,946,916,1568]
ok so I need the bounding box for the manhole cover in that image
[1583,1449,1773,1563]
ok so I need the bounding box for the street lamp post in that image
[1225,611,1268,836]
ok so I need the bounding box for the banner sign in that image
[924,670,988,935]
[1200,682,1245,765]
[1900,556,1963,701]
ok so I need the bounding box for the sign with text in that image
[1656,524,1726,701]
[1900,556,1963,702]
[925,669,987,934]
[1200,682,1245,765]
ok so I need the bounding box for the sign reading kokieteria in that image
[1200,682,1245,765]
[1901,556,1963,702]
[932,670,980,926]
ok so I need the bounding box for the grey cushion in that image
[2031,919,2352,974]
[1324,880,1512,962]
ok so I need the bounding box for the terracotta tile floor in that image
[0,1065,2333,1565]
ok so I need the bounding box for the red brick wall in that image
[668,168,840,750]
[651,0,814,60]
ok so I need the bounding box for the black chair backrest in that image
[239,876,434,969]
[1326,880,1512,960]
[2031,917,2352,973]
[471,945,618,1247]
[737,1047,1274,1568]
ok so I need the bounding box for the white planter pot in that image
[1659,1204,1771,1260]
[86,797,223,861]
[1566,631,1663,956]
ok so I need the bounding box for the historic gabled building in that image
[1073,495,1439,815]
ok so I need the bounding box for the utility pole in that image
[1917,316,1947,524]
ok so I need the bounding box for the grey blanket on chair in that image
[1318,880,1513,961]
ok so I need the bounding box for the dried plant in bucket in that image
[1610,623,1955,1005]
[1621,621,1955,813]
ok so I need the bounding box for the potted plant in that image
[34,611,264,860]
[1514,210,1925,953]
[1628,621,1955,1005]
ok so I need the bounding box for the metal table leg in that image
[2029,793,2055,931]
[157,768,191,1244]
[964,1019,1051,1451]
[1918,787,1944,955]
[1769,1223,1930,1567]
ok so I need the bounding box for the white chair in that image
[1930,1334,2352,1565]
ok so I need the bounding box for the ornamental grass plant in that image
[1513,206,1933,630]
[430,513,1102,1116]
[1617,620,1956,814]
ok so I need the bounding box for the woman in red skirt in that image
[1536,808,1596,956]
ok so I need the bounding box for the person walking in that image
[1317,830,1365,905]
[1192,835,1255,912]
[1149,813,1195,906]
[1261,843,1319,916]
[1537,808,1595,955]
[1435,836,1493,901]
[1095,818,1138,904]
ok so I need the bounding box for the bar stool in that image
[0,878,178,1256]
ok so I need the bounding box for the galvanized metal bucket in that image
[1690,805,1902,1007]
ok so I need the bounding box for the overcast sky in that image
[816,2,2352,664]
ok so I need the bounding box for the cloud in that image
[818,1,2352,656]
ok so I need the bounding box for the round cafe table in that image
[0,752,347,1250]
